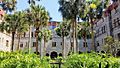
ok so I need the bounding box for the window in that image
[52,42,56,47]
[96,29,100,37]
[24,32,26,37]
[61,42,62,45]
[50,37,52,40]
[97,41,100,46]
[46,53,49,56]
[113,18,120,28]
[70,42,73,50]
[113,19,117,28]
[31,32,33,37]
[71,42,74,47]
[33,42,36,47]
[100,26,106,34]
[116,18,120,26]
[71,33,73,38]
[26,42,28,47]
[2,38,4,43]
[103,26,106,33]
[20,43,23,47]
[83,42,87,47]
[59,53,62,57]
[35,33,36,37]
[118,33,120,41]
[6,40,9,47]
[99,28,102,35]
[101,27,104,34]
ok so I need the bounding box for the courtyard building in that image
[94,0,120,52]
[0,0,120,58]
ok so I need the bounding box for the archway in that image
[50,51,58,59]
[46,53,49,57]
[59,53,62,57]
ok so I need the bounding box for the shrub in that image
[0,51,50,68]
[63,52,120,68]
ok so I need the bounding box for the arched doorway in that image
[50,51,58,59]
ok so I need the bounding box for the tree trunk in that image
[75,18,78,53]
[35,27,39,54]
[70,32,72,52]
[84,35,87,53]
[40,40,42,57]
[90,18,96,51]
[17,33,21,50]
[11,32,15,52]
[108,11,113,37]
[44,36,46,56]
[62,35,64,57]
[72,19,76,53]
[28,25,31,53]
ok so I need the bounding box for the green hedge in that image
[63,53,120,68]
[1,51,120,68]
[0,51,50,68]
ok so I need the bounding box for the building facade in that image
[13,21,71,58]
[94,0,120,52]
[0,32,11,51]
[0,4,12,52]
[0,0,120,57]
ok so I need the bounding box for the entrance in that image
[50,51,58,59]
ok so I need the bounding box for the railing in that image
[49,58,64,68]
[50,62,64,68]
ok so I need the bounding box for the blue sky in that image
[16,0,62,21]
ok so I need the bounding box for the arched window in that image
[59,53,62,57]
[46,53,49,57]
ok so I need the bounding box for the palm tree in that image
[78,0,110,51]
[58,0,84,53]
[27,0,41,53]
[55,19,70,57]
[16,11,29,50]
[28,0,40,5]
[1,0,17,13]
[0,21,6,32]
[39,29,52,56]
[77,22,91,52]
[4,11,26,51]
[23,9,34,53]
[30,5,49,54]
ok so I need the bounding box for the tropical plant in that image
[16,11,29,50]
[30,4,49,54]
[1,0,17,13]
[24,9,34,53]
[63,52,120,68]
[102,36,120,57]
[0,51,51,68]
[54,19,70,57]
[0,21,6,32]
[4,11,28,51]
[78,0,110,51]
[38,29,52,56]
[77,22,91,52]
[58,0,86,53]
